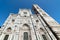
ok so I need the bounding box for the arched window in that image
[42,35,47,40]
[23,24,29,27]
[40,28,47,40]
[23,24,30,30]
[12,19,15,22]
[7,27,11,30]
[40,28,44,31]
[24,32,28,40]
[7,27,12,32]
[4,35,9,40]
[39,28,45,35]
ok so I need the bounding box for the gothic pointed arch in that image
[23,24,29,27]
[22,23,30,30]
[39,28,45,34]
[7,27,12,32]
[22,24,31,40]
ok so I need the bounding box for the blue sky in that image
[0,0,60,26]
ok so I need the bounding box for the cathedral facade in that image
[0,4,60,40]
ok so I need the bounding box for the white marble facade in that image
[0,4,60,40]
